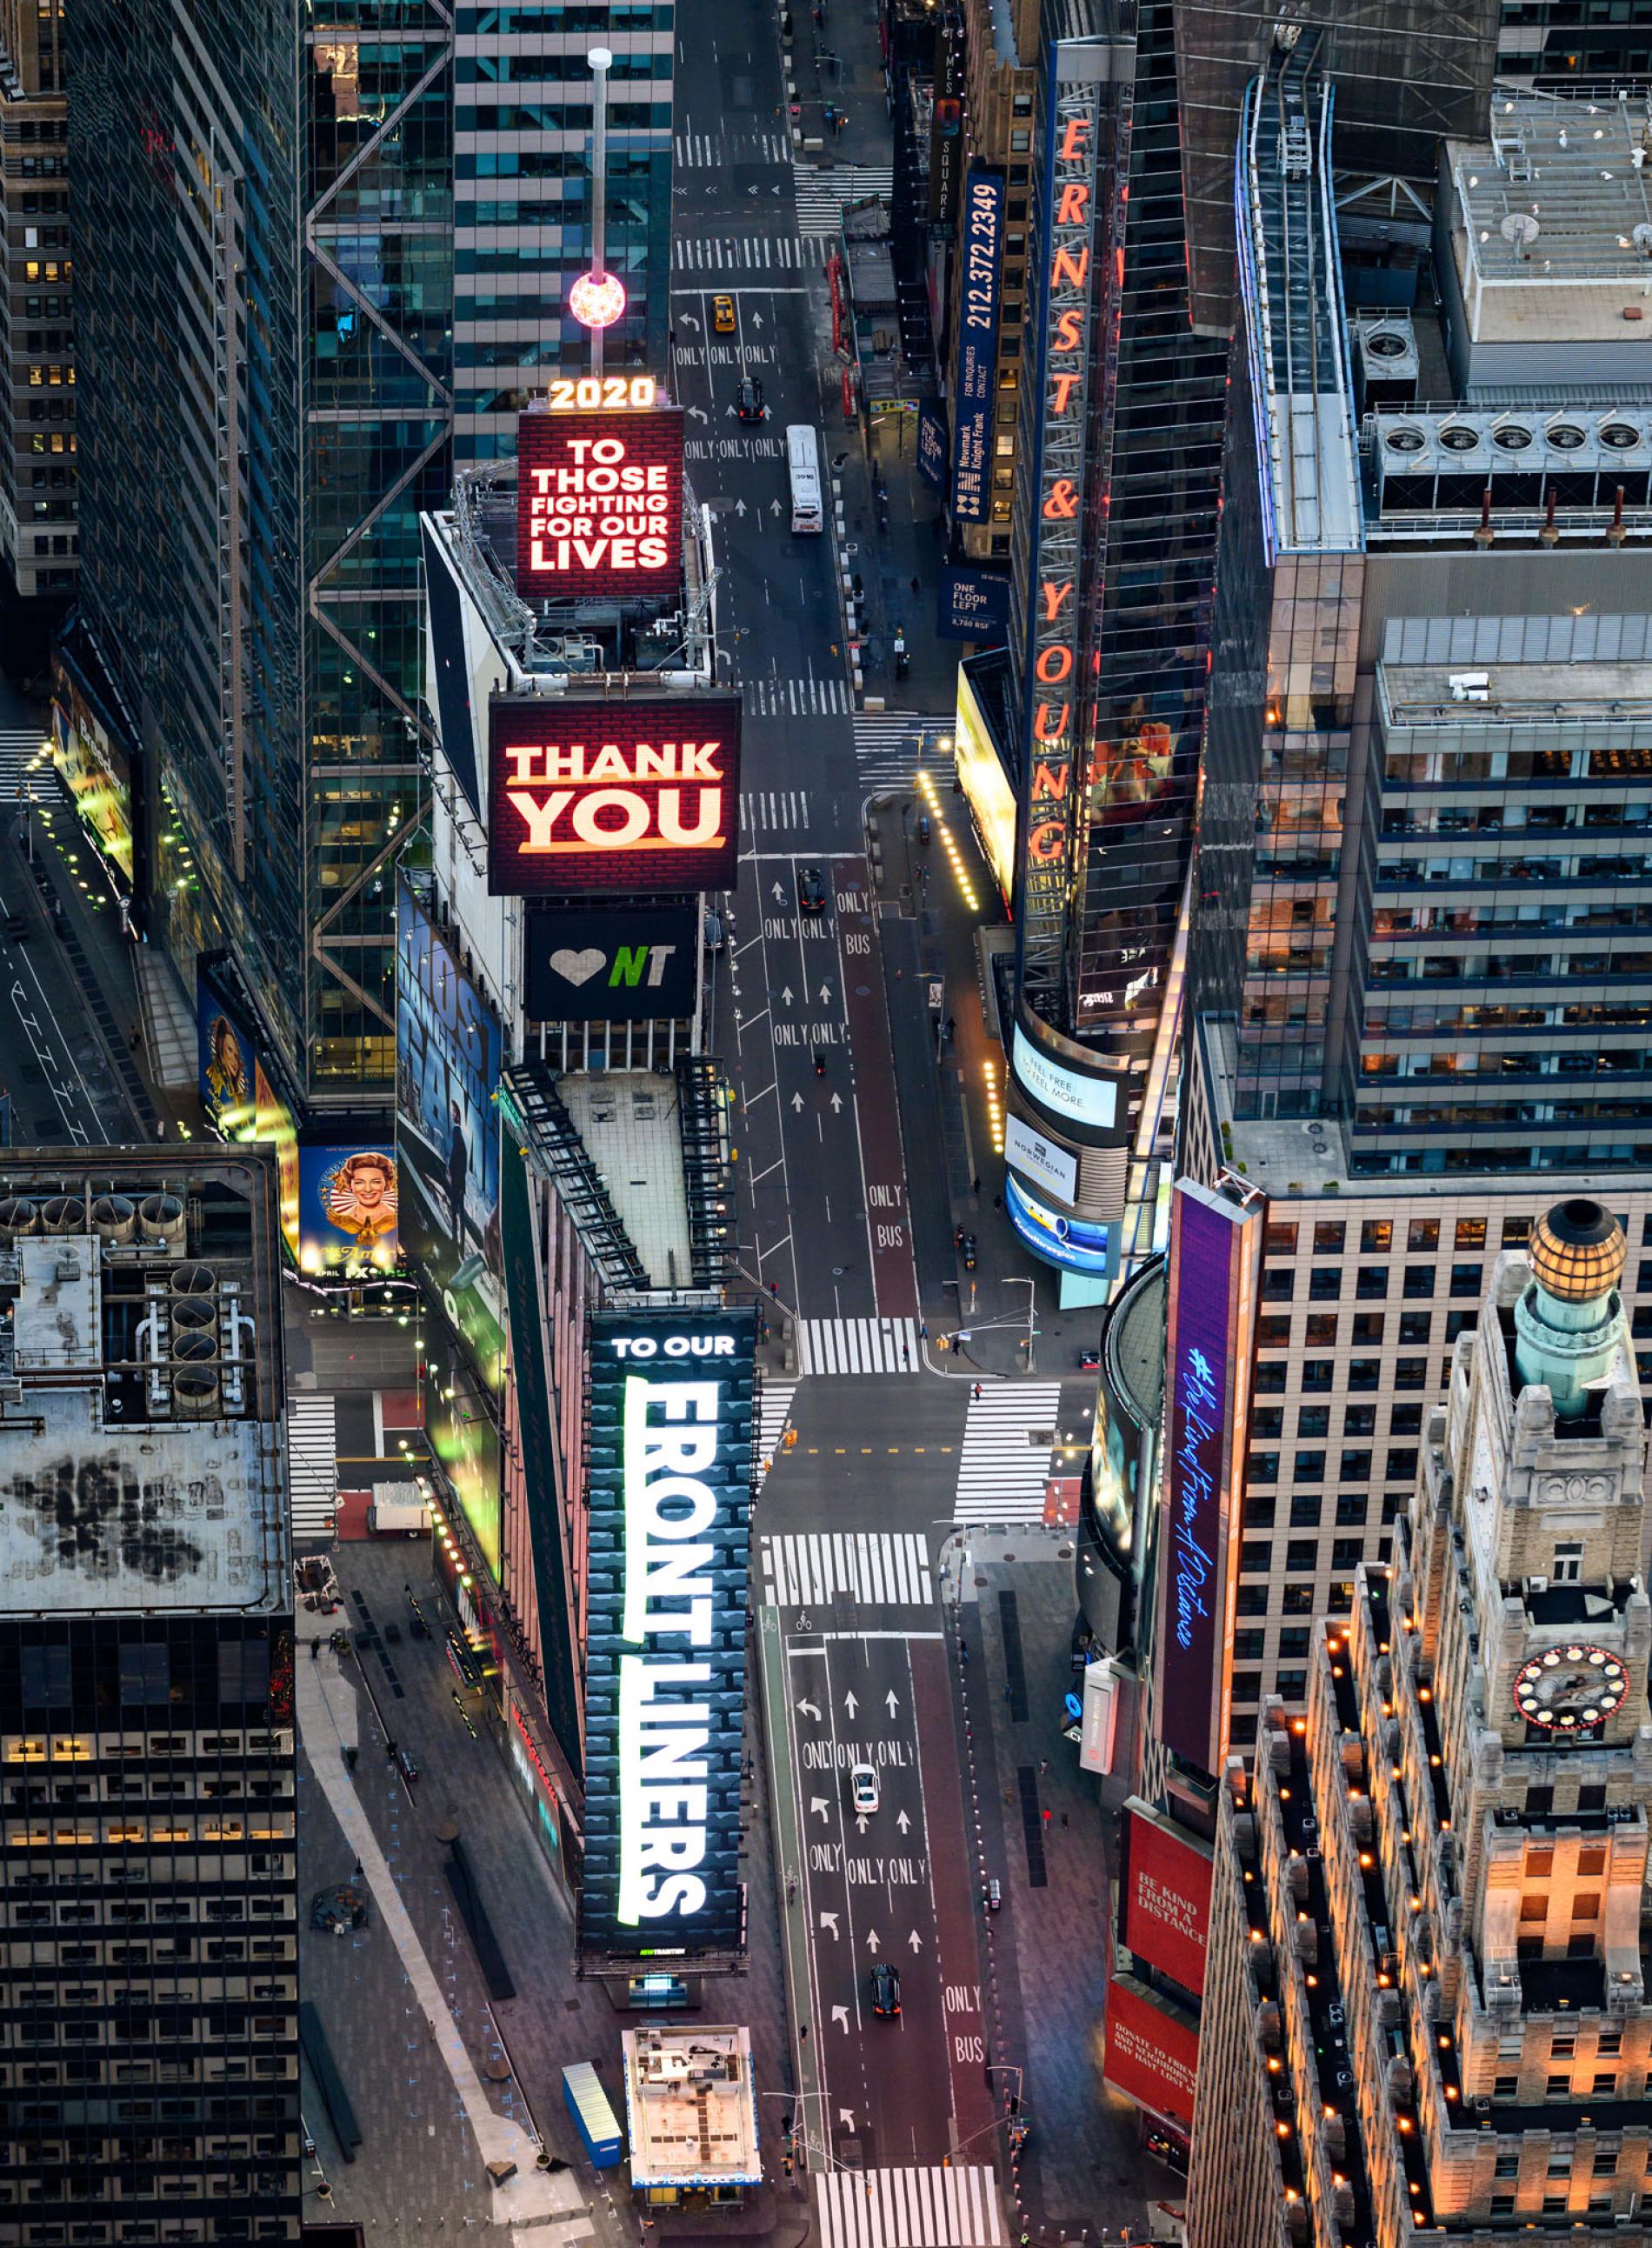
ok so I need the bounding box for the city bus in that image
[787,424,823,533]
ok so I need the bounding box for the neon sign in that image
[488,696,742,898]
[579,1311,757,1961]
[516,404,685,602]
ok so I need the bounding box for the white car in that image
[849,1763,879,1815]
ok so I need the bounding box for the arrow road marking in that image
[832,2005,849,2031]
[829,1091,843,1113]
[839,2110,856,2131]
[735,497,748,516]
[907,1929,923,1953]
[751,310,765,327]
[688,404,709,424]
[780,985,793,1005]
[856,1813,869,1835]
[771,880,786,901]
[884,1690,900,1715]
[819,1911,840,1938]
[896,1809,911,1833]
[843,1690,858,1718]
[811,1796,829,1821]
[818,982,831,1003]
[796,1697,822,1721]
[680,312,701,330]
[769,497,783,516]
[865,1929,880,1954]
[791,1092,804,1113]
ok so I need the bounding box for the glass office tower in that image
[66,3,454,1110]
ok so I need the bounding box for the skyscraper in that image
[62,5,455,1111]
[0,0,74,617]
[1186,1201,1652,2245]
[0,1149,300,2246]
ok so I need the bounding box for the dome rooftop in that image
[1529,1197,1625,1306]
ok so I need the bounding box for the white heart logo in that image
[550,947,607,987]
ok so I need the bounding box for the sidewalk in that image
[948,1529,1173,2245]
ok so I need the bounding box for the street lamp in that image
[1006,1277,1036,1371]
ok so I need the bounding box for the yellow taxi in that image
[712,293,737,333]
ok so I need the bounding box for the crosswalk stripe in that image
[286,1393,340,1543]
[0,727,54,802]
[815,2166,1002,2248]
[745,676,851,717]
[793,162,896,236]
[760,1531,932,1607]
[757,1381,796,1484]
[796,1315,920,1376]
[676,128,790,167]
[954,1383,1062,1524]
[738,789,813,832]
[671,234,828,271]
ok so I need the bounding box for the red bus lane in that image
[909,1637,998,2161]
[832,856,919,1318]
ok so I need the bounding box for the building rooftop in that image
[0,1152,288,1617]
[1237,43,1361,557]
[1445,90,1652,337]
[1107,1253,1165,1433]
[620,2026,761,2189]
[1380,657,1652,728]
[559,1071,696,1291]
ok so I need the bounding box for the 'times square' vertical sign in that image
[578,1310,757,1961]
[1154,1180,1262,1774]
[1018,33,1125,1019]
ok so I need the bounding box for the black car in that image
[383,1619,403,1645]
[1077,1346,1101,1371]
[735,374,767,423]
[797,864,829,917]
[870,1961,902,2018]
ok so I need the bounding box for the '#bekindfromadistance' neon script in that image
[1172,1344,1220,1651]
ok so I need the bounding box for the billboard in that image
[956,663,1017,904]
[1004,1113,1078,1202]
[396,877,507,1389]
[489,696,742,899]
[952,169,1003,522]
[1120,1801,1213,1998]
[523,902,699,1023]
[516,398,685,604]
[916,400,948,492]
[1005,1172,1110,1277]
[929,22,964,223]
[1102,1976,1199,2131]
[296,1143,401,1274]
[937,566,1011,644]
[198,961,300,1262]
[1154,1181,1262,1774]
[422,1323,503,1584]
[578,1308,757,1959]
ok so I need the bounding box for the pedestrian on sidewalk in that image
[1038,1759,1048,1776]
[1041,1808,1052,1830]
[909,576,920,600]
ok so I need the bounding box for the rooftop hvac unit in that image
[1351,311,1419,410]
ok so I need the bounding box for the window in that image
[1245,1498,1276,1528]
[1232,1631,1265,1660]
[1278,1627,1309,1657]
[1313,1222,1345,1253]
[1408,1218,1440,1251]
[1309,1266,1341,1300]
[1256,1361,1287,1393]
[1336,1494,1369,1526]
[1332,1538,1364,1567]
[1577,1784,1607,1811]
[1348,1360,1381,1391]
[1395,1357,1427,1389]
[1450,1262,1483,1297]
[1352,1313,1385,1345]
[118,1645,170,1708]
[1360,1220,1392,1253]
[1528,1849,1554,1876]
[1251,1407,1284,1441]
[1289,1495,1322,1528]
[1297,1405,1330,1438]
[1326,1581,1354,1614]
[1249,1452,1279,1484]
[1262,1268,1294,1301]
[20,1646,71,1709]
[1355,1265,1389,1298]
[1578,1847,1606,1876]
[1295,1451,1326,1483]
[1304,1314,1337,1346]
[1339,1449,1372,1481]
[1553,1541,1583,1585]
[1502,1216,1531,1245]
[1390,1404,1422,1433]
[1567,1933,1595,1958]
[1454,1217,1487,1250]
[1493,2078,1518,2102]
[1345,1404,1376,1436]
[1236,1585,1268,1616]
[1240,1542,1272,1574]
[1520,1896,1548,1922]
[1264,1223,1298,1256]
[1282,1584,1316,1613]
[1302,1360,1334,1391]
[1286,1538,1317,1571]
[1574,1893,1602,1921]
[1445,1310,1476,1343]
[1403,1264,1436,1298]
[1230,1671,1261,1704]
[1258,1315,1292,1347]
[1386,1447,1418,1480]
[1276,1670,1307,1699]
[1597,2029,1622,2055]
[1527,1784,1554,1816]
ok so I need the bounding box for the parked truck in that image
[563,2061,623,2169]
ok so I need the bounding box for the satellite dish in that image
[1501,213,1540,250]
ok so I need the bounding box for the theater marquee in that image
[488,696,742,898]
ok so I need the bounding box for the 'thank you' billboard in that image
[577,1308,758,1960]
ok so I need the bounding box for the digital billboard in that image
[396,877,507,1389]
[1102,1976,1199,2132]
[296,1143,400,1275]
[1154,1181,1262,1773]
[952,169,1003,523]
[937,566,1011,644]
[516,397,685,604]
[578,1308,757,1960]
[489,696,742,899]
[523,902,699,1023]
[198,960,300,1262]
[422,1323,503,1584]
[1119,1800,1213,1998]
[916,400,948,492]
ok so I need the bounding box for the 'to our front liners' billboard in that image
[1154,1180,1262,1776]
[1119,1798,1213,1999]
[578,1308,758,1960]
[489,696,742,898]
[516,404,685,604]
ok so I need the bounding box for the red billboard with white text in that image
[488,696,742,898]
[516,401,684,604]
[1120,1801,1213,1998]
[1102,1976,1199,2131]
